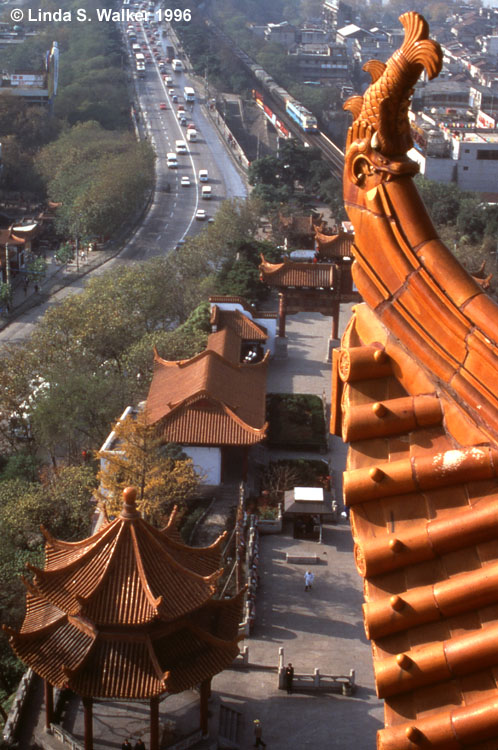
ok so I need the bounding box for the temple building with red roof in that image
[334,11,498,750]
[4,487,244,750]
[259,252,360,357]
[100,297,270,491]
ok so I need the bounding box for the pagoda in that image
[4,487,244,750]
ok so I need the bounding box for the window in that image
[477,149,498,160]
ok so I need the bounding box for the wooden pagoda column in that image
[83,697,93,750]
[150,696,160,750]
[200,678,211,736]
[331,299,340,340]
[278,292,286,337]
[44,680,53,729]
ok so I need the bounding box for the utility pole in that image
[4,241,10,286]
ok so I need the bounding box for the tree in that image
[96,411,202,526]
[414,175,463,226]
[0,465,96,708]
[36,123,155,240]
[25,253,48,283]
[456,198,487,244]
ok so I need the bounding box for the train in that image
[205,20,319,134]
[248,64,318,133]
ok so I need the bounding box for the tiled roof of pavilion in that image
[314,231,355,259]
[259,255,335,288]
[0,229,25,247]
[4,488,243,699]
[146,348,268,446]
[210,305,267,342]
[336,11,498,750]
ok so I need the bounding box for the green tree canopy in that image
[96,411,202,525]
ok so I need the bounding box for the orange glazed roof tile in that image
[337,10,498,750]
[210,305,268,342]
[314,231,355,259]
[146,348,268,446]
[259,255,335,289]
[207,327,242,364]
[5,488,243,699]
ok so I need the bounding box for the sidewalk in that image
[0,244,122,333]
[23,305,382,750]
[208,307,382,750]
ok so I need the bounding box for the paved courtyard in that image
[19,305,383,750]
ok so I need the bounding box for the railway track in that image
[307,132,345,178]
[204,18,346,179]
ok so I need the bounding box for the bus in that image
[184,86,195,102]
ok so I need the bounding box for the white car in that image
[181,176,191,186]
[198,169,208,182]
[195,209,206,220]
[164,75,173,84]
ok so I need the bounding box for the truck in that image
[171,59,183,72]
[166,45,175,60]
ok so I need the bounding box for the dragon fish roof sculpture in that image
[344,11,442,160]
[337,11,498,750]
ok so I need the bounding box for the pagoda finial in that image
[120,487,140,520]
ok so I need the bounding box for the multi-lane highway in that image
[0,17,247,343]
[120,18,247,261]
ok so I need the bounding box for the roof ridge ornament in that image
[343,11,442,185]
[120,486,140,520]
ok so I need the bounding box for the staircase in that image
[193,483,239,547]
[218,703,243,748]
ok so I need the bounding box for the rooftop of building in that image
[339,10,498,748]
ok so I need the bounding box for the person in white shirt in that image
[304,570,314,591]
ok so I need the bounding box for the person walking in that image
[134,740,146,750]
[254,719,267,747]
[284,662,294,694]
[122,740,132,750]
[304,570,314,591]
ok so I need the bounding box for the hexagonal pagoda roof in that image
[4,488,243,699]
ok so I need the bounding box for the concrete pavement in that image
[18,306,383,750]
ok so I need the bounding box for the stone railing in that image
[2,668,34,745]
[278,647,355,696]
[49,724,84,750]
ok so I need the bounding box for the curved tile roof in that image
[337,10,498,750]
[146,349,268,445]
[259,255,335,288]
[210,306,268,342]
[315,231,355,259]
[5,489,243,698]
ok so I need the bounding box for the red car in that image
[159,103,167,110]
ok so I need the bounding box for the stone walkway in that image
[18,306,383,750]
